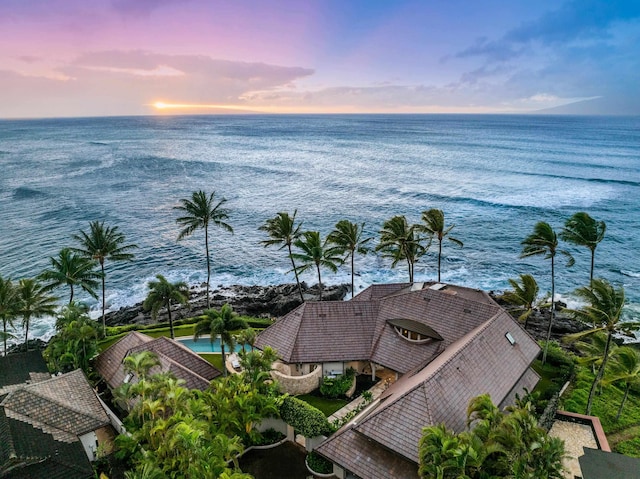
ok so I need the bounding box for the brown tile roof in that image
[256,301,378,363]
[351,283,411,302]
[94,331,152,387]
[0,369,111,441]
[316,427,419,479]
[256,282,502,374]
[0,407,93,479]
[95,332,221,392]
[129,336,220,382]
[0,350,50,393]
[369,288,499,373]
[320,310,540,469]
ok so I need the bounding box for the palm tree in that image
[259,210,305,302]
[502,274,540,330]
[292,231,342,301]
[560,212,606,285]
[194,304,247,376]
[376,215,427,283]
[604,346,640,421]
[0,275,18,356]
[72,220,137,335]
[175,190,232,309]
[16,278,58,351]
[327,219,372,298]
[236,327,257,353]
[123,350,161,381]
[143,274,189,339]
[420,208,463,282]
[521,221,574,364]
[38,248,101,304]
[574,331,612,376]
[564,279,640,415]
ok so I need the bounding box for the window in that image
[123,372,134,384]
[393,326,431,343]
[505,332,516,345]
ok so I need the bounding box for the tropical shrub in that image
[280,396,333,437]
[419,394,565,479]
[306,451,333,474]
[250,428,286,446]
[320,368,355,398]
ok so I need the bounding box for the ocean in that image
[1,114,639,344]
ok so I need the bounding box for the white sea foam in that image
[2,114,640,347]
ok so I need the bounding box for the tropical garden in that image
[1,188,640,477]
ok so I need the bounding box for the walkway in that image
[549,419,598,479]
[328,377,391,424]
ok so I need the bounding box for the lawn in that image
[296,393,348,417]
[199,353,224,371]
[562,365,640,456]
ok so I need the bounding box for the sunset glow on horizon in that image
[1,0,638,118]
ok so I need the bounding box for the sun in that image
[154,101,167,109]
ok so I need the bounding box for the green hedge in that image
[280,396,333,437]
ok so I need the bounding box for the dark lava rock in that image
[104,282,350,328]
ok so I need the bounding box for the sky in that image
[1,0,639,118]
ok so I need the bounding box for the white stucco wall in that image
[79,431,98,461]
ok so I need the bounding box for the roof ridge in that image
[288,302,308,362]
[150,336,220,369]
[18,370,109,426]
[101,330,152,357]
[357,314,500,427]
[4,407,77,442]
[0,406,17,460]
[155,351,212,385]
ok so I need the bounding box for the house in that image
[0,364,115,479]
[95,332,222,397]
[255,282,541,479]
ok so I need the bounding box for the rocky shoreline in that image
[103,282,350,327]
[490,293,589,343]
[7,283,589,355]
[103,281,588,345]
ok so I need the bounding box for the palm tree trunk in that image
[221,341,227,376]
[167,299,174,339]
[3,320,7,356]
[404,244,413,282]
[317,264,323,301]
[616,383,630,421]
[590,249,595,286]
[351,253,355,298]
[24,315,29,351]
[542,255,556,365]
[69,284,74,304]
[587,331,613,415]
[100,261,106,336]
[205,225,211,309]
[437,239,442,282]
[288,243,305,302]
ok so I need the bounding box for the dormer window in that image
[387,318,443,344]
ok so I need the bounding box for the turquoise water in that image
[177,336,243,353]
[1,114,639,343]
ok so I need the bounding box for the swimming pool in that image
[177,336,243,353]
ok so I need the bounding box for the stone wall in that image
[272,362,322,395]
